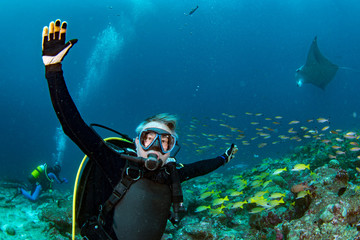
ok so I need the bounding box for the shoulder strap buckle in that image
[126,167,141,180]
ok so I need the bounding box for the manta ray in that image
[295,36,339,90]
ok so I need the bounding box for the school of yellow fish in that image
[189,160,317,217]
[183,113,360,216]
[181,113,360,160]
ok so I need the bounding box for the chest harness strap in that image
[100,161,141,225]
[80,161,140,240]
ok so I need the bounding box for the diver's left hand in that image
[42,19,78,66]
[223,144,238,164]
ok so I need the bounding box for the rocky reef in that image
[1,131,360,239]
[0,185,78,240]
[163,130,360,240]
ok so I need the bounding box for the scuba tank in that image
[28,164,47,184]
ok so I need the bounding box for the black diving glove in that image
[222,143,238,164]
[42,19,78,66]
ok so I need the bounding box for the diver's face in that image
[135,121,173,165]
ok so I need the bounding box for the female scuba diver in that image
[41,19,238,240]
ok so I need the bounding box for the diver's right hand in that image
[42,19,78,66]
[222,143,238,164]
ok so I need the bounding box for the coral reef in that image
[2,130,360,239]
[0,186,79,240]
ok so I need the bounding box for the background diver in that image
[20,163,68,201]
[41,19,238,240]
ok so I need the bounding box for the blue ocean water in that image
[0,0,359,185]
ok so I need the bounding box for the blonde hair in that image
[136,113,178,137]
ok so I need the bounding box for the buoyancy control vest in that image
[72,124,185,240]
[28,164,53,191]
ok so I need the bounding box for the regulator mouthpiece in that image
[145,153,161,171]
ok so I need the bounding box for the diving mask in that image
[139,128,176,154]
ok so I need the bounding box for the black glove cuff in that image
[45,63,62,73]
[220,154,228,165]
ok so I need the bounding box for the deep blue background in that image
[1,0,359,186]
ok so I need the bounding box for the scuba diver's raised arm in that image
[42,19,119,163]
[178,144,238,182]
[45,65,104,157]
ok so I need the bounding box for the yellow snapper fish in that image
[278,135,289,140]
[254,198,272,208]
[200,190,215,199]
[195,205,211,212]
[317,117,329,123]
[336,150,346,155]
[250,180,263,188]
[258,132,270,137]
[235,184,247,192]
[269,198,285,207]
[249,196,264,203]
[254,172,269,180]
[212,196,229,206]
[269,192,286,199]
[296,190,311,199]
[258,143,267,148]
[350,147,360,152]
[209,204,226,216]
[344,133,357,139]
[272,167,287,175]
[263,180,273,188]
[234,178,247,186]
[231,200,247,209]
[288,128,297,134]
[310,171,319,181]
[229,190,244,197]
[321,126,330,131]
[208,181,217,186]
[249,207,265,214]
[254,190,269,198]
[291,164,310,171]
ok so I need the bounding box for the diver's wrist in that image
[45,63,62,72]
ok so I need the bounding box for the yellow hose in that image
[72,155,88,240]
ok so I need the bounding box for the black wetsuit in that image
[45,64,226,240]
